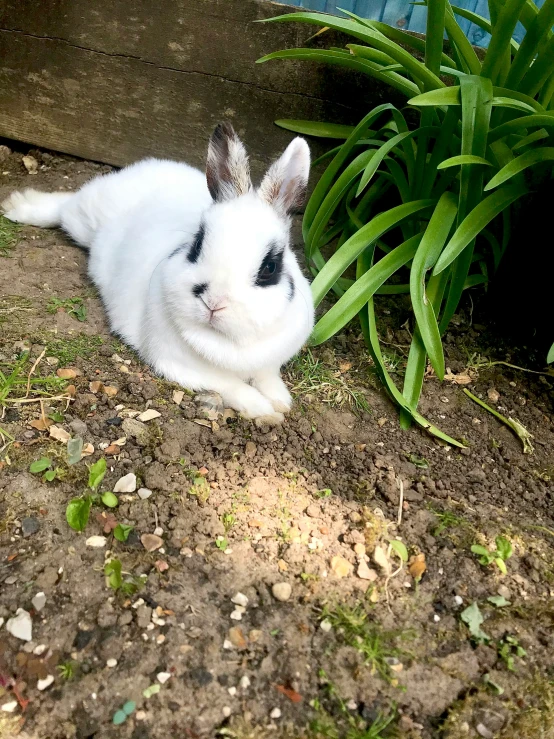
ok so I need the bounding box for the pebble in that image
[86,535,107,548]
[21,516,40,537]
[33,644,47,655]
[228,686,237,696]
[1,700,18,713]
[138,409,161,422]
[106,658,118,667]
[272,582,292,602]
[239,675,251,690]
[320,619,333,633]
[22,155,39,174]
[331,555,353,579]
[230,609,243,621]
[121,418,149,445]
[270,708,282,719]
[223,639,234,650]
[6,609,33,641]
[37,675,54,691]
[69,419,88,437]
[231,592,248,607]
[454,595,464,607]
[172,390,184,405]
[32,592,46,612]
[244,441,257,458]
[157,672,171,684]
[114,472,137,493]
[222,706,232,718]
[136,710,147,721]
[154,526,164,537]
[497,584,511,600]
[137,488,153,500]
[476,724,494,739]
[357,560,378,581]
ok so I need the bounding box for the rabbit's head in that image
[165,123,311,347]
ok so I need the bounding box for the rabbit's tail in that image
[2,189,74,230]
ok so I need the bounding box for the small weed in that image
[405,452,429,469]
[47,297,87,322]
[222,512,236,533]
[320,603,402,682]
[0,216,20,257]
[315,488,333,499]
[114,524,133,542]
[471,535,513,574]
[29,457,65,482]
[57,660,77,680]
[0,352,66,408]
[287,349,370,413]
[215,536,229,552]
[498,635,527,671]
[461,602,490,643]
[105,558,146,595]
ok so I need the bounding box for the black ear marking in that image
[193,283,207,297]
[188,224,205,264]
[255,242,284,287]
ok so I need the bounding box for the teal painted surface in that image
[286,0,546,47]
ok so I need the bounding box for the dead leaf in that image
[155,560,169,573]
[275,684,302,703]
[104,444,121,456]
[81,443,94,457]
[141,534,163,552]
[193,419,211,428]
[228,626,247,649]
[66,384,77,397]
[29,418,53,431]
[96,512,118,534]
[408,553,426,581]
[373,545,392,575]
[172,390,184,405]
[49,425,70,443]
[22,155,38,174]
[444,369,473,385]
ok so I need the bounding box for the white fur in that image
[2,132,314,424]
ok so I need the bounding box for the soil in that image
[1,143,553,739]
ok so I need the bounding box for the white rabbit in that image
[2,123,314,424]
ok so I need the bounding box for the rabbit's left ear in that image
[258,138,310,217]
[206,122,252,202]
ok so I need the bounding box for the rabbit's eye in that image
[256,245,284,287]
[261,261,276,278]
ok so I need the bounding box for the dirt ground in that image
[0,144,553,739]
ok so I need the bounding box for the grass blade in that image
[505,0,554,89]
[484,147,554,189]
[481,0,528,84]
[444,2,482,75]
[438,155,494,168]
[489,112,554,142]
[275,120,355,139]
[463,388,534,452]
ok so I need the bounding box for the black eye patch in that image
[256,243,284,287]
[187,223,205,264]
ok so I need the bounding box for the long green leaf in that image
[426,0,448,77]
[410,193,458,378]
[547,342,554,363]
[489,112,554,142]
[451,5,520,53]
[348,43,445,90]
[438,155,494,168]
[275,120,355,139]
[481,0,528,84]
[520,36,554,97]
[512,128,550,150]
[484,147,554,189]
[311,234,422,344]
[444,2,482,75]
[433,186,525,274]
[505,0,554,89]
[311,200,434,305]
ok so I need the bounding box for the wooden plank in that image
[0,0,386,172]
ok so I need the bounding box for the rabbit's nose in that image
[201,295,228,317]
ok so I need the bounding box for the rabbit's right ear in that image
[206,122,252,202]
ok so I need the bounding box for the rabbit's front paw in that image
[227,384,285,425]
[252,374,292,414]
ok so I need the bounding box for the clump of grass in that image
[0,216,20,257]
[320,603,402,683]
[46,334,103,364]
[47,296,87,322]
[0,351,66,408]
[500,674,554,738]
[287,348,370,413]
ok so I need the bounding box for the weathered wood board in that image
[0,0,387,175]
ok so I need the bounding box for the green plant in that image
[471,535,513,574]
[259,2,554,439]
[57,660,77,680]
[66,458,112,531]
[30,457,65,482]
[114,523,133,542]
[104,558,146,594]
[47,297,87,322]
[498,634,527,671]
[0,216,20,257]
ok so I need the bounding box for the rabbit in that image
[2,123,314,425]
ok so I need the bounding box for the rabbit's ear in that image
[258,138,310,217]
[206,122,252,202]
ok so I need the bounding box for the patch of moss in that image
[46,335,104,365]
[0,215,20,257]
[503,674,554,738]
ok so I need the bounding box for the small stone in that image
[89,380,103,394]
[49,425,71,443]
[37,674,54,691]
[114,473,137,493]
[57,368,77,379]
[137,488,153,500]
[228,626,247,649]
[138,409,161,422]
[32,592,46,612]
[320,619,332,633]
[228,686,237,696]
[223,640,234,650]
[454,595,464,607]
[346,700,357,711]
[353,543,366,557]
[6,609,32,641]
[1,700,18,713]
[270,708,282,719]
[230,609,243,621]
[357,560,378,581]
[105,444,121,456]
[373,545,392,575]
[173,390,184,405]
[497,584,511,600]
[86,535,107,548]
[33,644,47,655]
[22,155,39,174]
[157,672,171,684]
[231,592,248,607]
[487,388,500,403]
[272,582,292,602]
[141,534,163,552]
[21,516,40,537]
[154,526,164,537]
[331,555,353,579]
[245,441,257,458]
[223,706,232,718]
[239,675,251,689]
[476,724,494,739]
[121,418,149,445]
[136,710,147,721]
[103,386,118,398]
[106,658,118,668]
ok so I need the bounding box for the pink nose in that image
[201,296,227,317]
